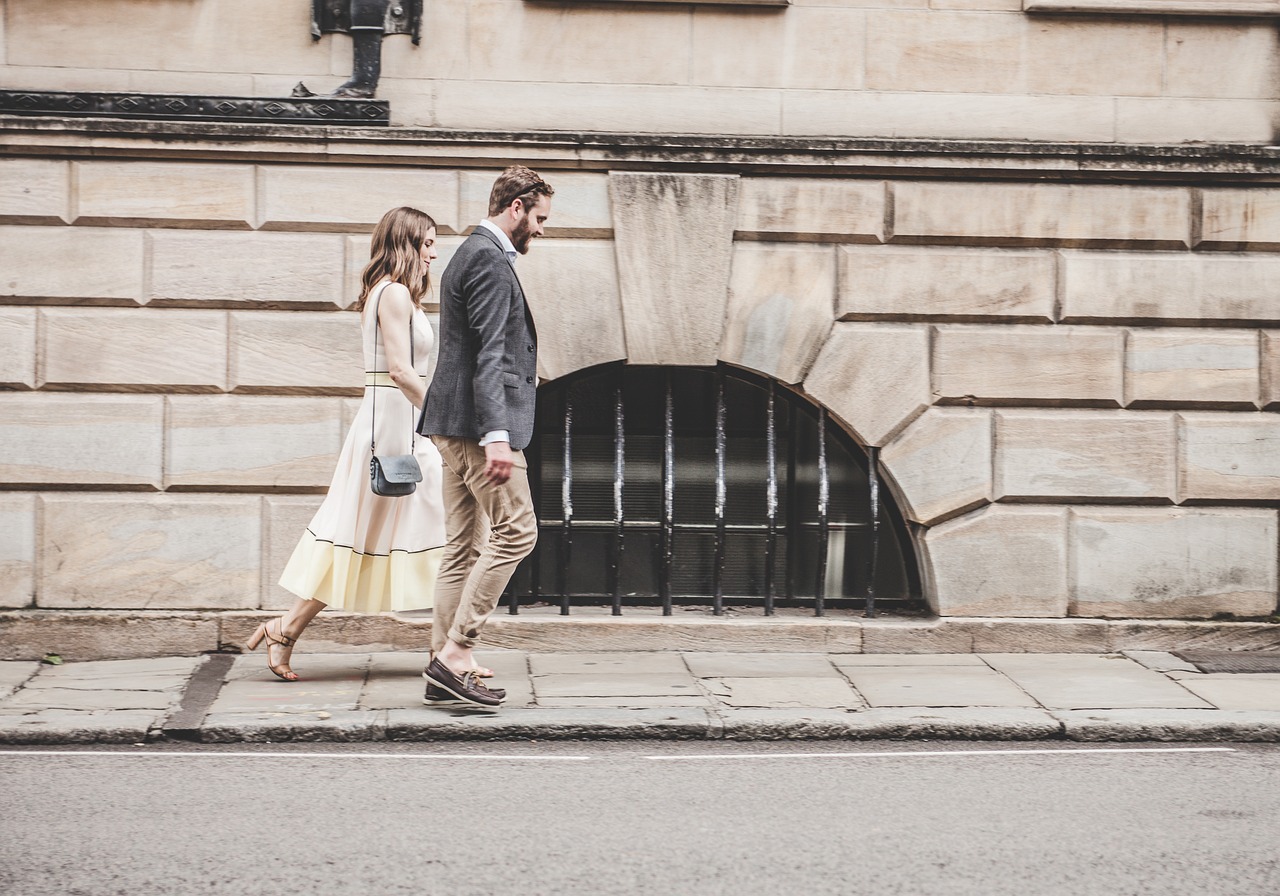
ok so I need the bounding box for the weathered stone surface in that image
[843,664,1037,708]
[1201,190,1280,250]
[0,393,163,488]
[802,323,931,446]
[866,10,1026,95]
[1107,620,1280,654]
[229,311,362,392]
[150,232,347,308]
[839,246,1055,322]
[0,158,69,224]
[386,706,715,741]
[0,710,163,745]
[40,308,228,390]
[1178,412,1280,502]
[893,183,1190,249]
[75,162,253,229]
[1125,329,1260,408]
[0,225,143,303]
[1116,97,1277,144]
[1057,708,1280,744]
[880,407,992,525]
[735,178,884,242]
[920,506,1070,617]
[1165,21,1280,102]
[705,676,861,709]
[263,496,324,611]
[517,239,626,381]
[39,496,261,610]
[692,7,868,91]
[1024,16,1165,97]
[1265,332,1280,410]
[982,653,1210,710]
[0,662,38,700]
[933,326,1124,405]
[531,673,699,699]
[1062,252,1280,325]
[0,308,36,388]
[0,495,35,609]
[1171,675,1280,711]
[683,653,839,678]
[459,171,612,237]
[610,173,738,366]
[529,652,689,676]
[720,243,835,384]
[165,396,343,490]
[995,410,1176,501]
[200,711,385,744]
[0,611,219,661]
[1070,507,1279,618]
[260,166,461,234]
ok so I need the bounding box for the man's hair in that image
[488,165,554,217]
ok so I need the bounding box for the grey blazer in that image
[418,226,539,451]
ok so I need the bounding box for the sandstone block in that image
[1166,21,1280,101]
[933,326,1124,405]
[892,183,1191,249]
[344,234,463,312]
[1178,412,1280,502]
[40,308,228,391]
[1265,332,1280,409]
[1125,329,1260,408]
[1070,507,1278,618]
[517,240,626,382]
[839,246,1055,322]
[803,324,931,447]
[692,7,867,90]
[865,10,1025,95]
[264,496,325,611]
[0,308,36,388]
[165,396,344,490]
[995,410,1176,501]
[1116,98,1276,144]
[783,90,1115,142]
[920,506,1070,617]
[0,226,143,303]
[0,159,69,224]
[0,394,163,488]
[39,495,262,610]
[736,178,884,243]
[720,243,835,385]
[259,166,461,234]
[74,162,253,229]
[611,173,738,366]
[880,408,992,525]
[459,171,612,238]
[149,232,347,308]
[229,311,363,393]
[1200,190,1280,250]
[0,495,36,608]
[1061,252,1280,326]
[1024,17,1163,98]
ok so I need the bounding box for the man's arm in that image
[464,257,518,484]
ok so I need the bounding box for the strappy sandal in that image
[245,617,300,682]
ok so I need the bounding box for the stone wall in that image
[1,137,1277,621]
[2,0,1276,143]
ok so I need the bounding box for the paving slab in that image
[716,707,1061,741]
[2,687,176,711]
[225,652,368,683]
[0,709,161,744]
[528,652,690,675]
[1164,675,1280,711]
[717,708,865,740]
[682,653,840,678]
[841,665,1038,708]
[534,695,711,708]
[199,710,387,743]
[386,707,716,740]
[34,657,202,680]
[704,676,863,709]
[0,662,39,699]
[361,655,535,709]
[208,665,366,715]
[530,673,700,699]
[829,653,989,667]
[1055,709,1280,742]
[981,653,1211,710]
[1121,650,1200,673]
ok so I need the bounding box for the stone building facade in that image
[1,0,1278,656]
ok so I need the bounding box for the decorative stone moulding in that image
[0,91,389,127]
[1024,0,1280,14]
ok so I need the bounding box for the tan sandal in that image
[245,617,299,682]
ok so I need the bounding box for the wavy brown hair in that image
[355,206,437,311]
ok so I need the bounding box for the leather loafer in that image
[422,671,505,705]
[424,657,505,707]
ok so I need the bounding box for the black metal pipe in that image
[815,408,829,617]
[660,370,674,616]
[764,381,777,617]
[785,403,798,605]
[866,445,881,619]
[610,380,625,617]
[712,368,727,616]
[559,390,573,616]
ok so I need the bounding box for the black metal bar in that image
[814,408,829,617]
[784,403,798,605]
[764,381,777,617]
[559,390,573,616]
[610,379,625,617]
[712,368,727,616]
[660,370,675,617]
[865,445,881,619]
[518,424,541,615]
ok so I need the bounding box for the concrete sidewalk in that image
[3,649,1280,745]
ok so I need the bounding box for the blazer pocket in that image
[502,371,521,389]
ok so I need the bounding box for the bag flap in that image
[374,455,423,483]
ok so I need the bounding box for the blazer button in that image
[527,344,534,352]
[526,375,534,384]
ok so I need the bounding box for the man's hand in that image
[483,441,514,485]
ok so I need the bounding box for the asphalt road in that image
[2,741,1277,896]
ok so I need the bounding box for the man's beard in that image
[511,212,535,254]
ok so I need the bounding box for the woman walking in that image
[249,206,445,681]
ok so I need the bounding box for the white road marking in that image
[644,746,1237,760]
[0,750,592,760]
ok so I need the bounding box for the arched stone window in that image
[503,364,922,615]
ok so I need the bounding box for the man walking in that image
[419,165,553,708]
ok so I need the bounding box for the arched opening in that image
[503,364,923,616]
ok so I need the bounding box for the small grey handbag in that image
[369,287,423,498]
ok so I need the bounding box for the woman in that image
[249,206,445,681]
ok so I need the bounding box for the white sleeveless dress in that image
[278,280,445,612]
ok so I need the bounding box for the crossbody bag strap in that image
[370,282,416,456]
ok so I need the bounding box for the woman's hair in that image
[355,206,437,311]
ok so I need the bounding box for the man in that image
[419,165,553,708]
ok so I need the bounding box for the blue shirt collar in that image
[478,219,518,262]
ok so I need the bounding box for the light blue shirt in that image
[476,219,516,447]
